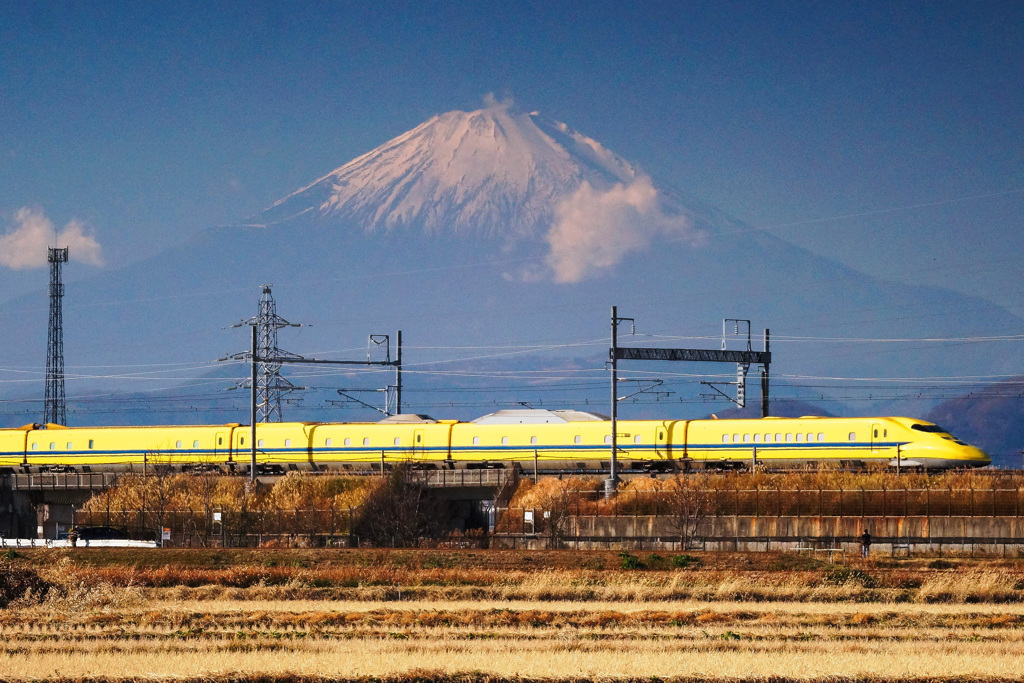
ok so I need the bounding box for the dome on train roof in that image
[376,414,438,424]
[472,409,609,424]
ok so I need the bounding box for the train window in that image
[765,434,773,443]
[325,438,332,447]
[873,429,878,438]
[634,435,641,444]
[258,439,265,448]
[848,432,856,441]
[344,438,351,446]
[753,433,761,443]
[775,433,782,442]
[659,432,665,440]
[722,434,730,443]
[806,433,813,442]
[31,443,38,450]
[796,433,803,442]
[743,434,751,443]
[49,442,55,450]
[605,435,612,444]
[883,429,888,438]
[574,435,582,444]
[363,437,370,446]
[785,434,793,443]
[416,434,422,443]
[394,438,401,446]
[473,436,480,445]
[66,442,72,449]
[88,440,94,449]
[530,436,538,445]
[240,437,245,445]
[502,437,509,445]
[175,440,182,449]
[193,440,200,448]
[732,433,739,442]
[218,437,223,446]
[818,433,825,441]
[285,439,292,447]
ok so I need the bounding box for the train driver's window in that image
[818,433,825,441]
[634,435,641,443]
[363,437,370,446]
[722,434,730,443]
[848,432,856,441]
[472,436,480,445]
[574,435,581,444]
[175,440,182,449]
[88,440,94,449]
[531,436,538,445]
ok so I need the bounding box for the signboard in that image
[161,528,171,541]
[213,512,222,522]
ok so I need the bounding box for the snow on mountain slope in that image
[252,99,704,282]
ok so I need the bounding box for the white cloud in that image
[0,207,104,270]
[544,176,703,283]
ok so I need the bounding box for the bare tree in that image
[353,464,439,547]
[665,471,715,550]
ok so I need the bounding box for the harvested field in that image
[1,549,1023,681]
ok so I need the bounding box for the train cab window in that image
[258,439,265,448]
[285,439,291,447]
[502,436,509,445]
[753,433,761,443]
[722,434,730,443]
[818,433,825,442]
[848,432,856,442]
[634,435,642,444]
[472,436,480,445]
[325,438,332,447]
[394,437,401,446]
[362,437,370,446]
[743,434,751,443]
[796,433,804,442]
[88,440,94,449]
[574,435,582,444]
[785,434,793,443]
[530,436,538,445]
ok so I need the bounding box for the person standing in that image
[860,529,871,558]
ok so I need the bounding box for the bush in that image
[824,566,877,588]
[618,551,644,570]
[672,554,702,569]
[0,564,52,608]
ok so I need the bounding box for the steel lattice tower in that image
[242,285,301,422]
[43,247,68,425]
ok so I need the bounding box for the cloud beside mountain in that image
[0,207,103,270]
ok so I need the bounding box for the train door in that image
[656,425,668,458]
[414,429,425,459]
[215,432,229,462]
[871,422,884,452]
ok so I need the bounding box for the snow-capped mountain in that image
[255,100,642,240]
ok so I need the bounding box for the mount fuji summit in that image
[0,100,1019,423]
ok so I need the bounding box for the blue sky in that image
[2,1,1023,311]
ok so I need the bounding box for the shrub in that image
[672,554,701,569]
[824,566,877,588]
[0,563,52,608]
[618,551,644,570]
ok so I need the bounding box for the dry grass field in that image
[2,548,1024,682]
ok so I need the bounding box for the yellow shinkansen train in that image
[0,409,990,474]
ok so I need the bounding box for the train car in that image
[309,415,456,471]
[0,424,32,469]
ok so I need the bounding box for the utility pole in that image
[607,306,634,498]
[43,247,68,425]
